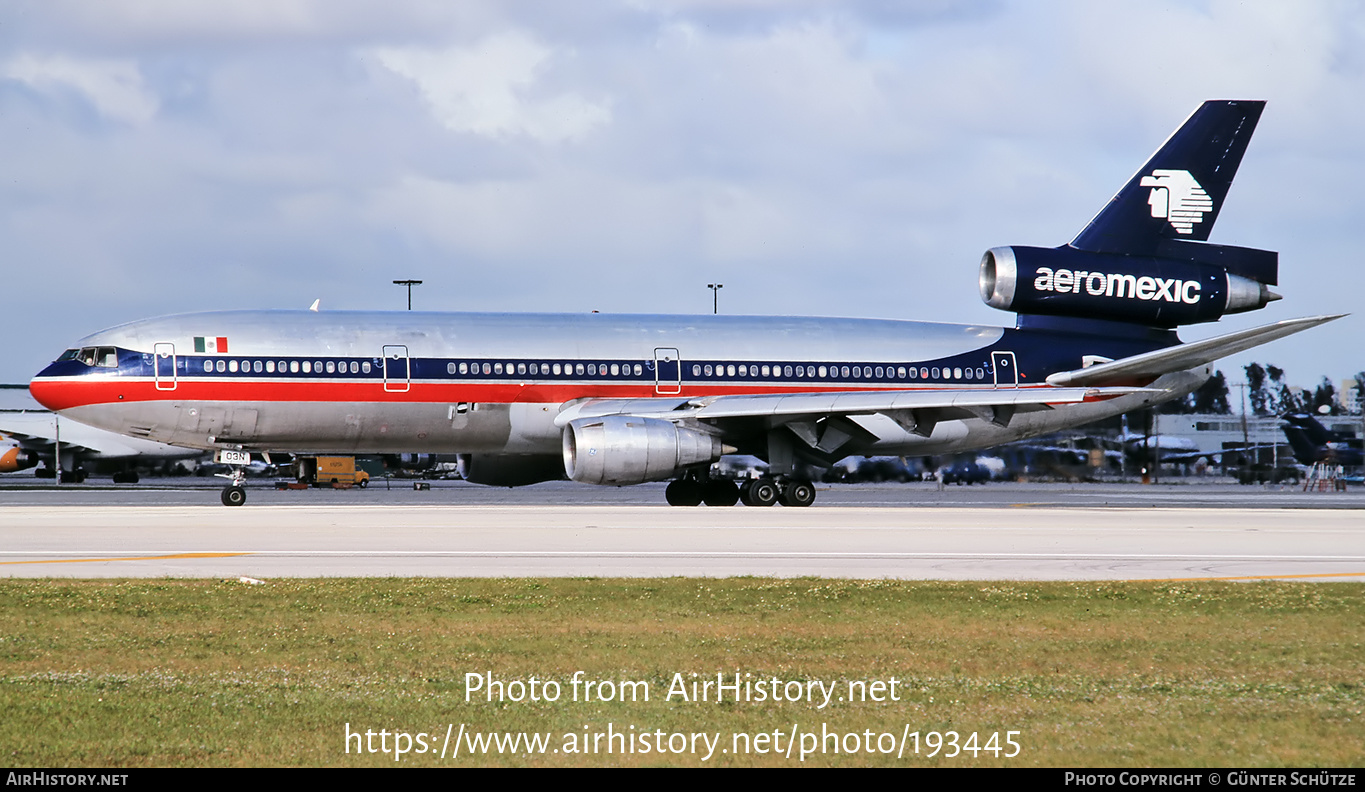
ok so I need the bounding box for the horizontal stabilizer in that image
[1045,315,1344,387]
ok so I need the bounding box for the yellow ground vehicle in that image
[294,456,370,488]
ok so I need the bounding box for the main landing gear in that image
[666,475,815,507]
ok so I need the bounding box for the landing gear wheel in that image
[741,478,779,507]
[221,485,247,507]
[665,479,703,507]
[702,478,740,507]
[112,471,140,484]
[779,480,816,507]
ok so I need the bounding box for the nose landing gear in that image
[214,449,252,506]
[221,484,246,506]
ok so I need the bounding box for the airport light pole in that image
[393,280,423,311]
[707,283,723,314]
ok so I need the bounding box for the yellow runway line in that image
[1135,571,1365,582]
[0,552,253,566]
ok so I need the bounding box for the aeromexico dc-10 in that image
[30,101,1341,506]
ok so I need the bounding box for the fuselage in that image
[29,309,1183,460]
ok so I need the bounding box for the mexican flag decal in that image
[194,336,229,353]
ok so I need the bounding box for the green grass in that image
[1,578,1361,766]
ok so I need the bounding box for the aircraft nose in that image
[30,362,77,411]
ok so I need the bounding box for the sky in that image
[2,0,1362,394]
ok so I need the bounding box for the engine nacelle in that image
[456,454,565,487]
[980,245,1279,327]
[563,416,725,486]
[0,442,35,473]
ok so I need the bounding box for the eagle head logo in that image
[1139,169,1213,234]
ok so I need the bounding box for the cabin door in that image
[654,348,681,395]
[383,345,410,392]
[991,351,1018,388]
[154,343,177,391]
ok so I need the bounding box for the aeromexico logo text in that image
[1032,267,1201,304]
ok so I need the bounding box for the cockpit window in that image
[68,346,120,368]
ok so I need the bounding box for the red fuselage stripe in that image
[29,376,1043,411]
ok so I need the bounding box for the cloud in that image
[370,32,611,143]
[2,53,159,125]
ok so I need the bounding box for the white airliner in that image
[0,386,205,481]
[29,101,1340,506]
[0,410,204,482]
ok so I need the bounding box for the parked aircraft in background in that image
[939,456,1006,485]
[1118,432,1201,455]
[0,434,36,474]
[1281,413,1363,468]
[29,101,1339,505]
[0,408,205,482]
[827,456,923,483]
[1116,430,1219,467]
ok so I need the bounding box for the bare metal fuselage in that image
[29,310,1196,465]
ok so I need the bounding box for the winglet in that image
[309,299,321,312]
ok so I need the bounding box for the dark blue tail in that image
[1071,100,1265,258]
[1283,413,1355,445]
[1282,425,1324,465]
[1282,414,1365,466]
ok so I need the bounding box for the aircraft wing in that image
[1149,449,1219,464]
[1045,315,1344,387]
[0,428,97,456]
[557,385,1157,435]
[0,418,200,460]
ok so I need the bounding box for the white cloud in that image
[370,32,611,143]
[3,53,159,125]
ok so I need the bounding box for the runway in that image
[2,482,1363,580]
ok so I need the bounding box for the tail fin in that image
[1071,101,1265,255]
[1281,425,1323,466]
[1282,413,1339,446]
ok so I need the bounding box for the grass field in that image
[1,577,1361,767]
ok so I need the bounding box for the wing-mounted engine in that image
[563,416,726,485]
[0,440,36,473]
[979,243,1279,327]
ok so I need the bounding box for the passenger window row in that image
[177,356,992,383]
[198,358,374,375]
[446,361,648,378]
[689,363,991,382]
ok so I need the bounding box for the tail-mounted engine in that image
[979,242,1280,327]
